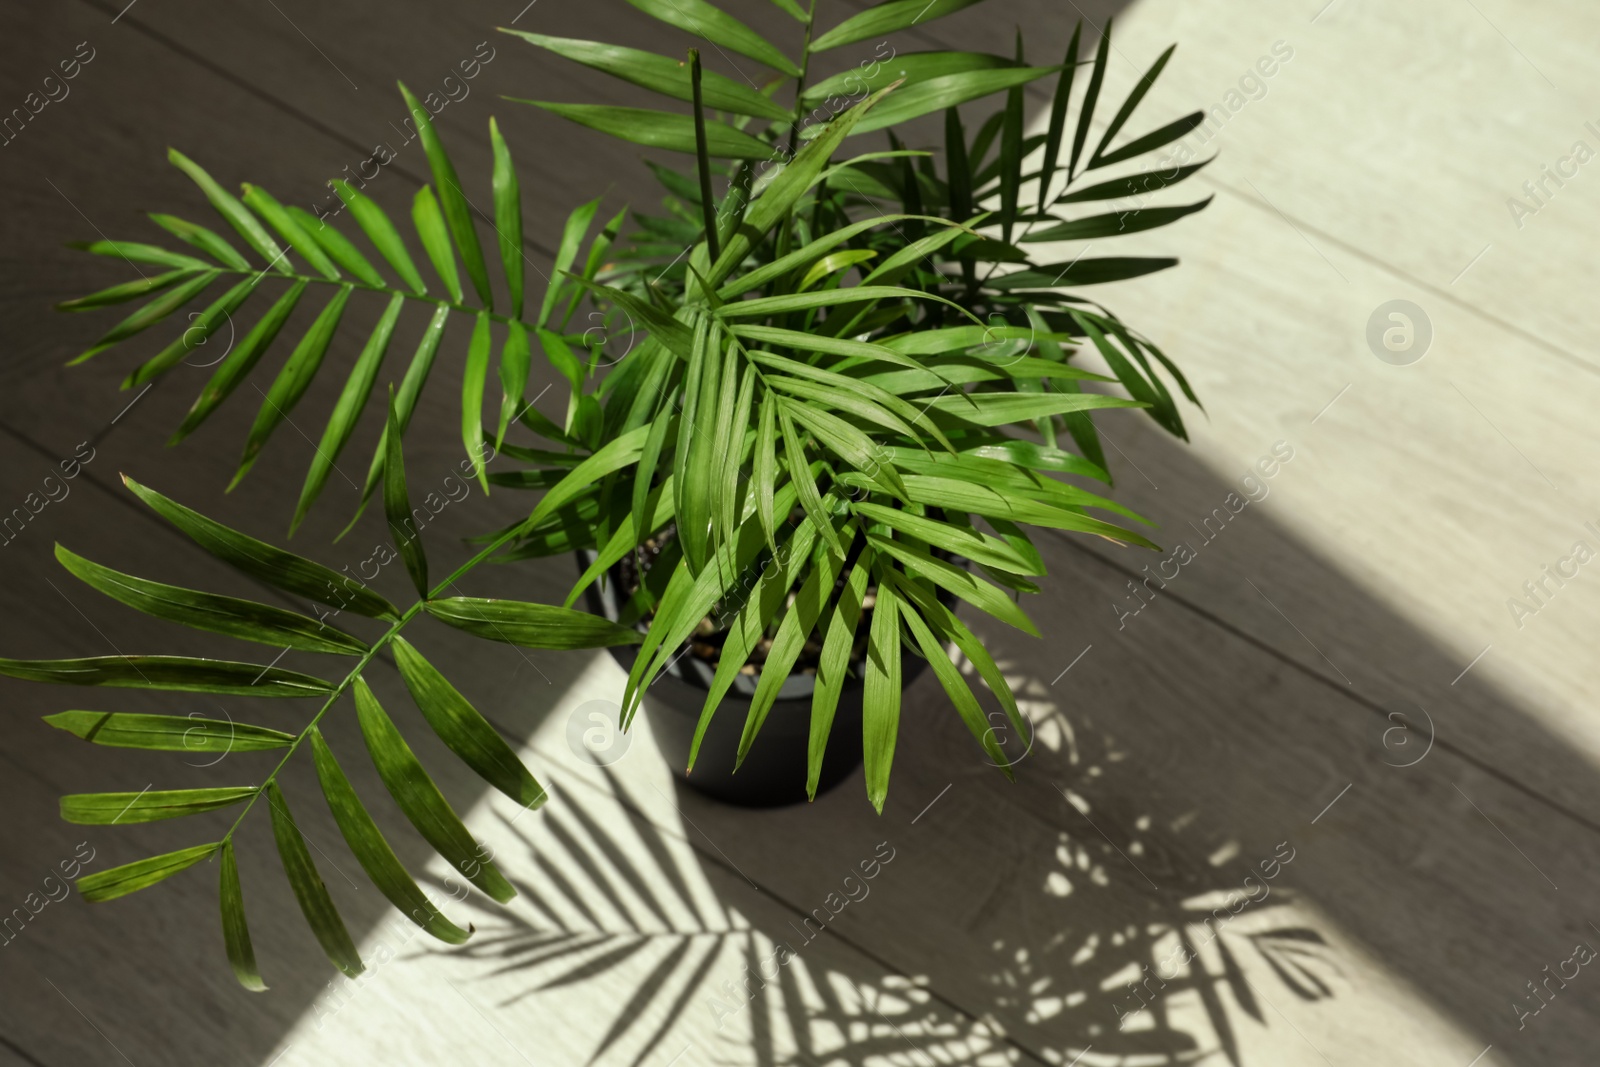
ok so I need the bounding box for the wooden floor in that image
[3,1,1598,1064]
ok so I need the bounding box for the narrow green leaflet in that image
[456,313,493,494]
[728,324,945,378]
[1039,22,1082,208]
[44,710,294,752]
[539,199,601,329]
[893,573,1029,751]
[987,256,1177,289]
[235,284,354,488]
[1023,199,1212,242]
[691,519,823,770]
[172,280,307,443]
[1057,160,1210,203]
[357,302,452,510]
[809,547,871,798]
[424,598,642,649]
[220,841,267,991]
[754,393,778,554]
[811,0,983,51]
[148,212,252,270]
[1087,43,1176,168]
[286,205,386,287]
[1068,18,1111,178]
[1069,309,1173,433]
[77,843,219,903]
[72,240,212,272]
[850,67,1058,136]
[738,535,851,764]
[489,117,524,318]
[332,179,427,293]
[124,475,398,620]
[961,439,1109,482]
[897,592,1011,773]
[504,32,790,121]
[701,326,742,564]
[72,270,218,365]
[783,399,907,499]
[717,214,932,299]
[877,323,1057,355]
[921,473,1145,537]
[922,391,1144,426]
[391,637,547,811]
[266,781,365,978]
[984,516,1046,574]
[54,545,367,655]
[799,249,879,290]
[58,270,190,313]
[866,533,1040,636]
[881,449,1139,518]
[861,572,902,813]
[240,183,340,280]
[511,103,771,159]
[412,185,463,304]
[291,292,405,533]
[400,82,493,307]
[125,273,265,389]
[626,400,677,567]
[352,677,516,903]
[674,313,714,573]
[805,51,1016,105]
[776,410,844,558]
[999,45,1024,244]
[517,423,652,538]
[855,356,1104,394]
[168,148,288,269]
[759,354,950,449]
[861,214,985,286]
[716,368,756,552]
[625,0,800,75]
[716,284,979,324]
[383,390,428,597]
[496,321,531,449]
[62,787,257,825]
[309,728,472,944]
[852,502,1042,574]
[1091,112,1205,169]
[0,655,333,697]
[764,374,918,445]
[867,472,1156,546]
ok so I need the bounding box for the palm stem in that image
[774,0,819,264]
[687,49,721,265]
[218,519,532,846]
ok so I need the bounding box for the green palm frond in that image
[58,88,625,536]
[3,414,645,987]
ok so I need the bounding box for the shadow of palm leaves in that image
[963,654,1343,1066]
[420,649,1342,1067]
[427,764,1009,1067]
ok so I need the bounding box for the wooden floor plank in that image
[5,1,1600,1065]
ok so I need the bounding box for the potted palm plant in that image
[4,1,1208,987]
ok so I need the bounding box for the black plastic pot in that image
[578,551,932,807]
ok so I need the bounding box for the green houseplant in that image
[6,1,1209,986]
